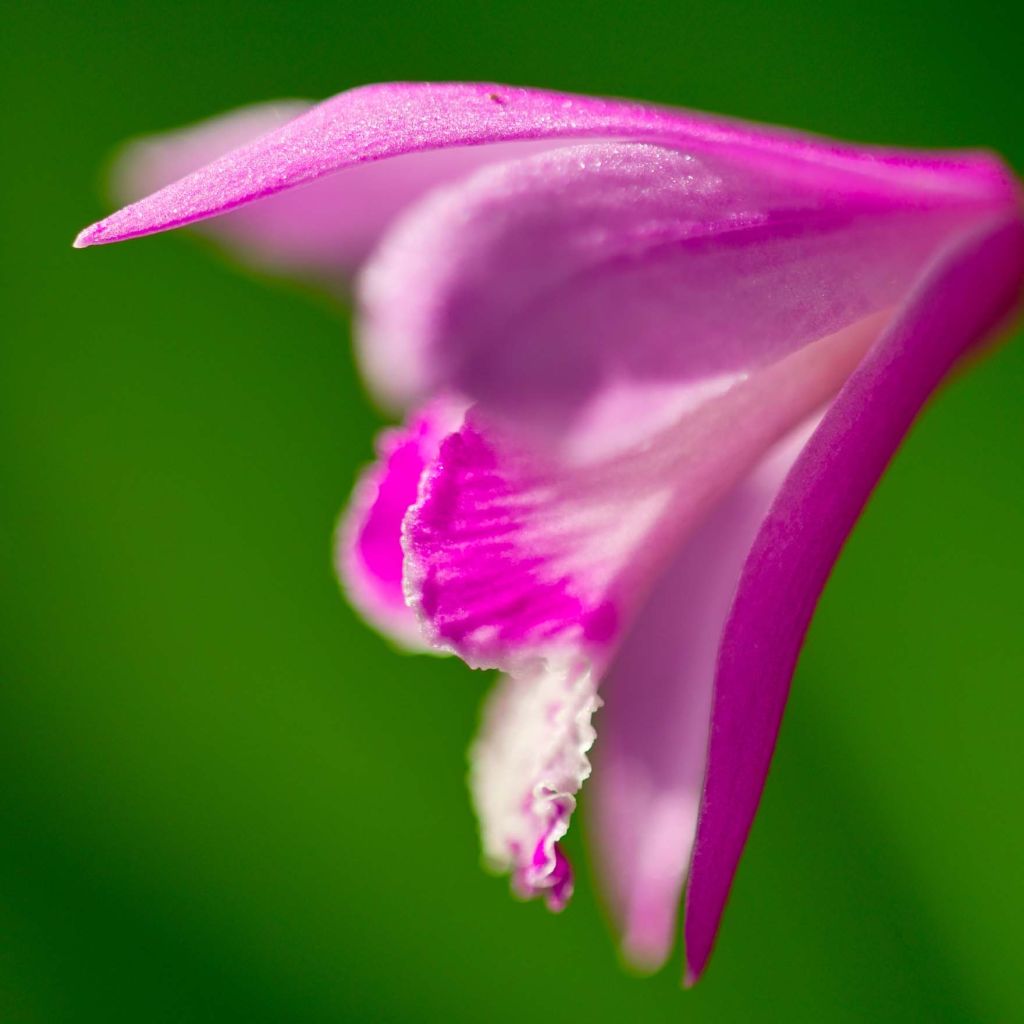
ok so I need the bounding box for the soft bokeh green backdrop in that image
[3,2,1023,1021]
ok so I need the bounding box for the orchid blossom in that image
[75,83,1024,983]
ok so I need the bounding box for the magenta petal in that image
[76,82,1013,255]
[110,99,562,274]
[112,100,399,272]
[683,216,1024,985]
[404,416,608,668]
[337,401,462,649]
[405,316,879,671]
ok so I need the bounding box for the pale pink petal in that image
[683,215,1024,985]
[470,658,600,911]
[115,102,561,273]
[337,401,462,649]
[76,82,1015,256]
[589,419,818,971]
[358,141,994,421]
[405,315,881,672]
[113,101,313,199]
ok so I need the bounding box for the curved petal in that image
[470,658,600,910]
[76,82,1014,257]
[589,419,818,971]
[337,401,463,649]
[683,215,1024,985]
[359,140,989,421]
[112,100,561,273]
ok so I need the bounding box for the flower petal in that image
[405,314,881,671]
[111,99,561,274]
[337,401,462,649]
[683,215,1024,985]
[76,82,1013,265]
[470,657,600,911]
[589,420,817,971]
[359,140,994,421]
[113,100,312,200]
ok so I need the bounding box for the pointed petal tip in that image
[72,224,99,248]
[73,218,166,249]
[683,950,709,988]
[617,939,670,978]
[73,220,120,248]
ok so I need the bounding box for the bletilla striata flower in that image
[76,83,1024,983]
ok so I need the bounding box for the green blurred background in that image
[3,1,1023,1020]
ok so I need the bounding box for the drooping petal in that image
[337,401,463,648]
[405,314,882,672]
[589,419,818,971]
[470,657,600,911]
[358,140,998,422]
[76,82,1014,270]
[683,215,1024,985]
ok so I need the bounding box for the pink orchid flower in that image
[76,83,1024,983]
